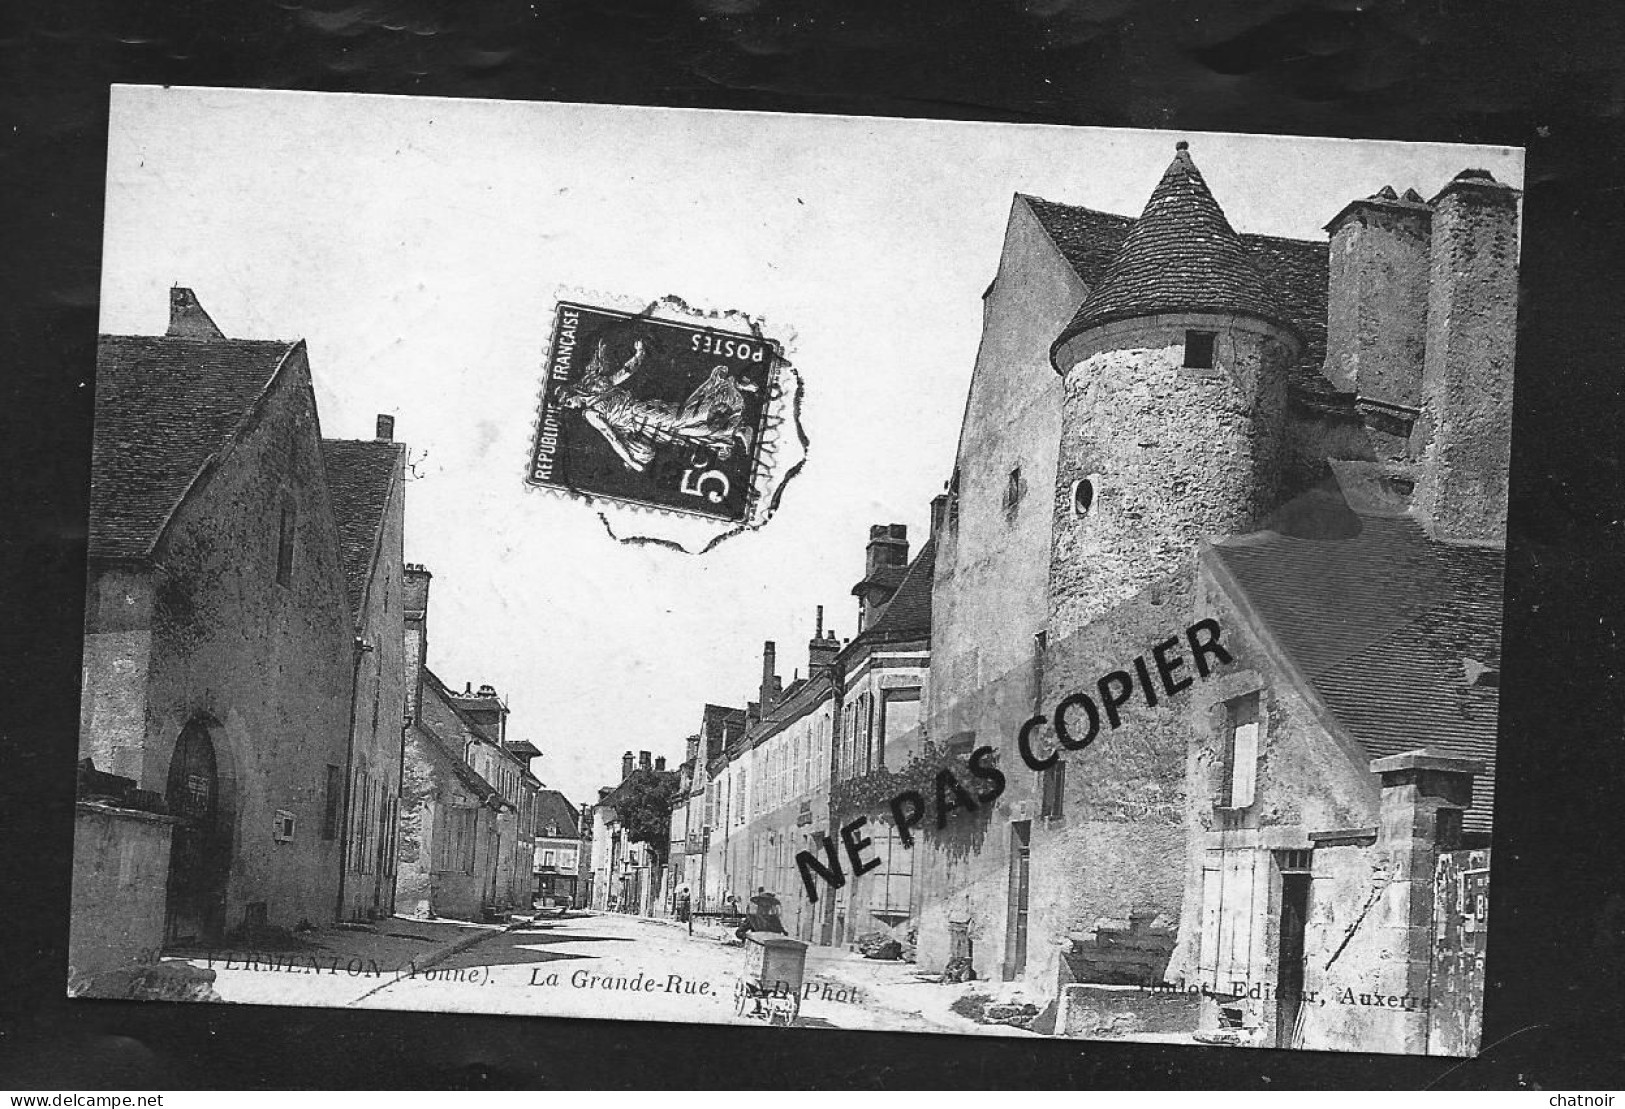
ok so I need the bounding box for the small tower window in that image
[1070,477,1095,518]
[1004,466,1025,516]
[1184,330,1217,370]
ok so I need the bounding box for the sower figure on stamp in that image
[559,337,757,472]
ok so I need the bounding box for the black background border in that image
[4,0,1624,1090]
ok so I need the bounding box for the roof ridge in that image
[1056,143,1295,347]
[320,436,404,623]
[135,338,304,559]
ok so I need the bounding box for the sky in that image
[98,86,1523,807]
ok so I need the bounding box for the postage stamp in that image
[527,297,795,539]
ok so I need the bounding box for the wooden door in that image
[1275,873,1310,1048]
[164,720,227,945]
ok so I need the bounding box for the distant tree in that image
[613,769,676,861]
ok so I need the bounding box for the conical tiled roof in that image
[1055,142,1295,349]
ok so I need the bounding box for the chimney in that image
[621,752,634,780]
[930,492,950,540]
[166,287,225,340]
[759,641,779,710]
[638,750,652,772]
[865,523,910,578]
[1413,169,1520,544]
[1365,749,1484,1051]
[655,756,666,772]
[685,734,700,764]
[403,564,432,722]
[855,524,910,633]
[376,414,395,441]
[1322,185,1433,452]
[808,606,838,673]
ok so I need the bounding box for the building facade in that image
[75,288,390,971]
[909,144,1513,1054]
[589,751,678,915]
[532,789,583,906]
[322,419,409,924]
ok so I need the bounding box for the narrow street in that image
[351,911,1035,1036]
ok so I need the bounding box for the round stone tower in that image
[1047,142,1303,634]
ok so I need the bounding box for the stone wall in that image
[1049,312,1297,636]
[1171,557,1385,1042]
[916,195,1086,977]
[340,447,406,922]
[397,691,500,920]
[1412,173,1520,544]
[1322,196,1431,407]
[79,567,155,782]
[131,347,353,935]
[68,803,175,987]
[1021,571,1203,991]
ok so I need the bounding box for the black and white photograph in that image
[67,84,1526,1059]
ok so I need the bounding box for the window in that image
[1004,466,1025,515]
[542,850,557,868]
[273,810,296,843]
[275,502,295,585]
[1274,848,1311,874]
[459,809,477,873]
[1070,477,1096,518]
[1184,329,1217,369]
[323,764,342,840]
[858,693,875,773]
[1218,692,1260,809]
[880,688,921,768]
[382,796,399,876]
[1040,759,1066,819]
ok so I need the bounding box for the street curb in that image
[346,919,525,1006]
[416,916,534,970]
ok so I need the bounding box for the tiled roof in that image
[851,563,909,596]
[853,537,936,646]
[1209,508,1504,833]
[753,669,836,745]
[1022,196,1134,287]
[90,335,299,561]
[1242,232,1330,377]
[534,789,580,837]
[598,768,681,813]
[701,703,745,757]
[1059,145,1293,343]
[1025,157,1328,376]
[319,438,401,622]
[418,672,504,804]
[504,738,542,761]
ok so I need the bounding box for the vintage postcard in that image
[73,85,1520,1056]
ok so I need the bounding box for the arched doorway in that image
[164,719,229,945]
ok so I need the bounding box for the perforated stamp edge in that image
[522,286,806,554]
